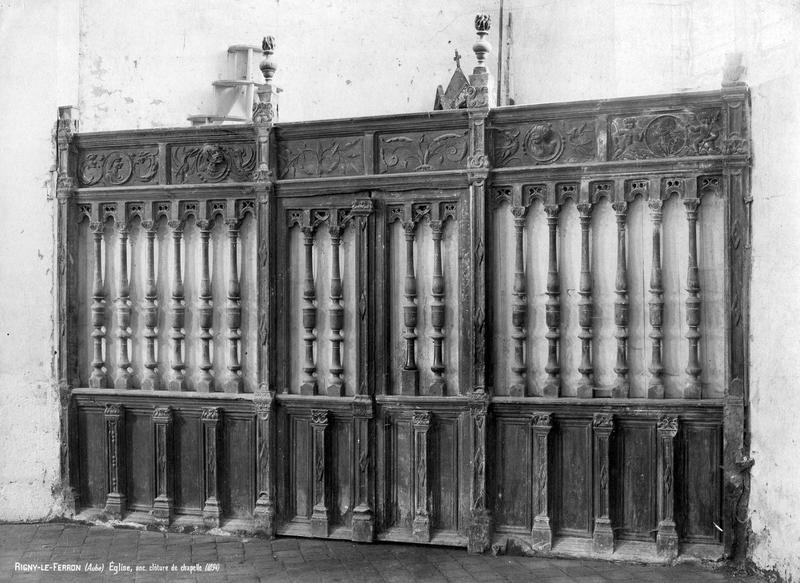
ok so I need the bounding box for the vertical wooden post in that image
[531,412,553,550]
[141,216,160,391]
[254,387,276,535]
[577,203,594,398]
[721,73,751,559]
[89,214,107,388]
[612,199,630,398]
[412,410,432,543]
[167,218,186,391]
[223,213,244,393]
[656,415,679,557]
[401,214,420,395]
[152,406,174,523]
[104,404,126,518]
[648,197,665,398]
[544,204,561,397]
[352,396,375,541]
[510,204,528,396]
[429,217,446,396]
[196,218,214,392]
[684,196,702,399]
[201,407,222,527]
[310,409,330,537]
[328,217,345,396]
[56,106,80,512]
[466,12,493,552]
[300,214,319,395]
[114,218,133,389]
[592,413,615,554]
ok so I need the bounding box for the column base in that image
[104,493,126,519]
[531,515,552,551]
[88,373,107,389]
[647,381,664,399]
[222,375,243,394]
[428,379,445,397]
[151,496,173,524]
[592,517,614,554]
[412,514,430,543]
[467,509,492,554]
[141,374,161,391]
[351,508,374,542]
[576,383,594,399]
[594,386,612,398]
[202,498,221,528]
[195,374,214,393]
[611,381,629,399]
[656,519,679,558]
[400,369,419,396]
[166,377,186,392]
[114,373,133,390]
[311,506,329,538]
[253,496,276,537]
[684,380,702,399]
[326,379,344,397]
[543,381,560,398]
[508,382,525,397]
[299,380,317,396]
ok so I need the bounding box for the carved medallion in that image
[524,123,563,163]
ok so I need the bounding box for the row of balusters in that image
[82,216,253,392]
[501,195,709,399]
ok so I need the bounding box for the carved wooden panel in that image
[220,416,254,519]
[614,421,657,541]
[78,149,159,187]
[127,411,155,511]
[493,417,532,531]
[679,422,722,542]
[77,409,106,508]
[609,109,722,160]
[173,412,202,514]
[171,143,257,184]
[378,130,468,173]
[554,419,593,537]
[277,137,364,179]
[493,119,597,167]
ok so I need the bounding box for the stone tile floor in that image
[0,523,768,582]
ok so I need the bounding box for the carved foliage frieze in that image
[277,137,364,179]
[78,149,159,187]
[171,143,256,184]
[379,130,468,173]
[610,109,723,160]
[493,119,596,167]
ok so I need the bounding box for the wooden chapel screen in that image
[55,68,750,559]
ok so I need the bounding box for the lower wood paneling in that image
[615,421,657,541]
[126,410,153,511]
[77,408,105,509]
[432,415,459,532]
[555,419,593,537]
[174,411,202,513]
[679,422,722,542]
[220,416,254,519]
[493,417,532,531]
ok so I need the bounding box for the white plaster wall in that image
[2,1,800,579]
[0,0,78,520]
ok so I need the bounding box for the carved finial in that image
[722,52,745,87]
[454,50,462,70]
[473,14,492,71]
[260,35,277,82]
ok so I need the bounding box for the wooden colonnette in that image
[57,74,749,561]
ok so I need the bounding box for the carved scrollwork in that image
[277,138,364,179]
[610,109,722,160]
[379,130,468,173]
[201,407,221,421]
[412,410,432,427]
[311,409,330,426]
[172,143,256,184]
[658,415,679,434]
[78,149,159,187]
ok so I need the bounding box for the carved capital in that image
[152,406,173,424]
[531,412,553,428]
[201,407,221,422]
[658,415,679,436]
[412,410,432,428]
[593,413,614,430]
[104,403,123,417]
[311,409,330,427]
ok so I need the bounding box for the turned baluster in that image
[141,221,159,390]
[577,203,594,397]
[612,202,630,398]
[300,225,318,394]
[167,220,186,391]
[196,219,214,392]
[429,220,446,396]
[223,218,243,393]
[543,205,561,397]
[648,200,665,398]
[114,221,133,389]
[328,223,345,396]
[89,221,107,388]
[510,206,528,396]
[401,220,419,395]
[685,198,702,398]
